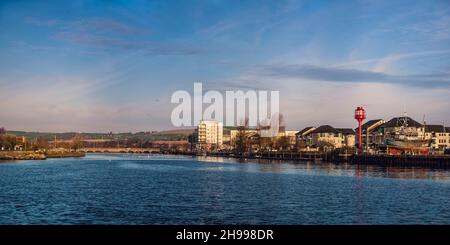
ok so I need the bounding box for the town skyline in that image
[2,112,449,134]
[1,0,449,132]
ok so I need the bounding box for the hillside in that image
[6,128,195,141]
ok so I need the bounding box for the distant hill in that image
[7,128,195,141]
[155,128,195,136]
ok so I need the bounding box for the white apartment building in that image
[424,125,450,151]
[310,125,355,149]
[195,120,223,147]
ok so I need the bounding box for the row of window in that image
[437,133,449,137]
[317,133,345,137]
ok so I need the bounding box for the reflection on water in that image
[197,156,227,163]
[85,153,194,162]
[196,156,450,181]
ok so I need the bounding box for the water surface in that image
[0,153,449,224]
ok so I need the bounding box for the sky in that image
[0,0,449,132]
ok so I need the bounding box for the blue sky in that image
[0,0,449,132]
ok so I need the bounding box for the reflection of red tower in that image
[354,106,366,153]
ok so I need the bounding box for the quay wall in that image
[350,154,450,168]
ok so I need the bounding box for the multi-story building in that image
[425,125,450,151]
[380,116,425,142]
[229,128,258,146]
[192,120,223,149]
[355,119,385,149]
[295,126,316,147]
[350,116,449,154]
[277,130,299,145]
[310,125,355,149]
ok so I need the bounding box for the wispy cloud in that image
[395,7,450,41]
[26,16,207,56]
[68,18,144,35]
[25,17,143,35]
[257,64,387,82]
[4,0,449,131]
[338,49,450,69]
[251,63,450,88]
[56,31,143,50]
[56,31,206,55]
[24,17,60,27]
[144,44,206,56]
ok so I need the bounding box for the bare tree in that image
[34,136,49,150]
[0,134,17,151]
[276,136,290,151]
[294,140,307,152]
[234,118,249,156]
[278,113,286,132]
[71,133,84,151]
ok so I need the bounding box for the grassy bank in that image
[0,151,46,160]
[46,151,85,158]
[0,150,85,160]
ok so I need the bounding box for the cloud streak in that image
[55,31,206,56]
[338,49,450,69]
[68,18,144,35]
[24,17,60,27]
[253,64,450,88]
[28,17,206,56]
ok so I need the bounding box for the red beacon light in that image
[354,106,366,120]
[354,106,366,153]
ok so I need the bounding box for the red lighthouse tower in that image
[354,106,366,153]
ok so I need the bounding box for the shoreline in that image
[0,151,85,161]
[2,149,450,168]
[81,150,450,168]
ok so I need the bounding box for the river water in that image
[0,153,449,224]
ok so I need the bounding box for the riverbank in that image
[0,150,85,160]
[45,151,85,158]
[0,151,46,160]
[12,146,448,168]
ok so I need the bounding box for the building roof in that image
[354,119,384,131]
[425,125,446,133]
[446,127,450,133]
[381,117,423,128]
[295,126,315,136]
[312,125,355,135]
[313,125,338,134]
[336,128,355,135]
[362,119,384,130]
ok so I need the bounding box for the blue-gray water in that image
[1,153,450,224]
